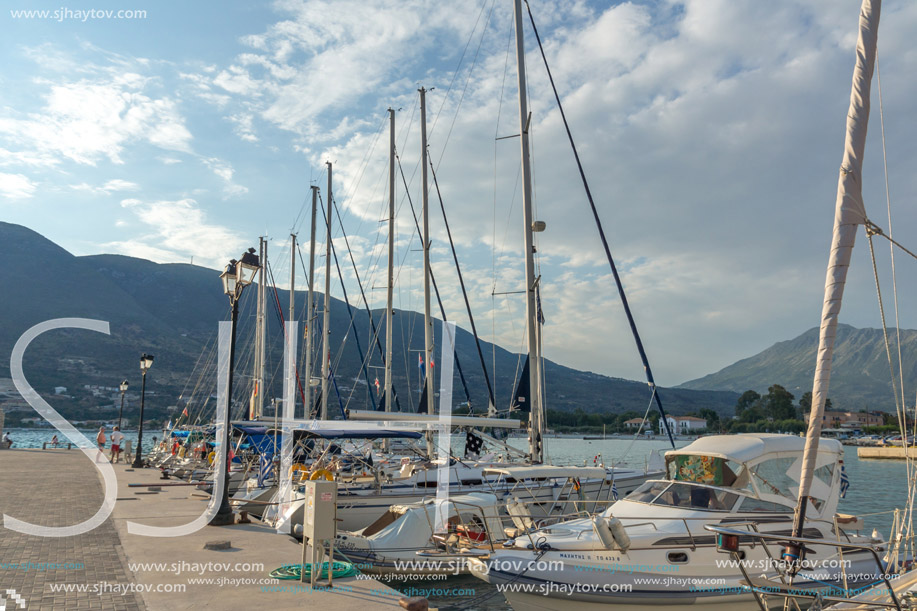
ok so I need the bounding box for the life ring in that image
[207,451,216,465]
[309,469,334,481]
[289,463,307,476]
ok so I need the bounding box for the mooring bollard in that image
[399,597,429,611]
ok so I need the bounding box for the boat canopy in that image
[355,492,503,549]
[482,465,606,480]
[666,434,842,464]
[265,428,422,441]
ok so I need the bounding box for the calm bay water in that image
[3,427,159,455]
[3,429,907,609]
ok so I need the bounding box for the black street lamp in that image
[211,247,260,526]
[132,354,154,468]
[117,379,129,430]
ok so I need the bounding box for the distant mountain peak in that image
[678,324,909,409]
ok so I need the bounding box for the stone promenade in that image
[0,448,143,610]
[0,448,406,610]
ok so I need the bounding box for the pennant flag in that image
[612,479,619,501]
[374,377,380,395]
[536,286,545,325]
[464,431,484,458]
[165,419,172,430]
[182,406,189,417]
[839,462,850,499]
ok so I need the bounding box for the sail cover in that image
[796,0,879,527]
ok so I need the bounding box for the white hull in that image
[278,468,652,533]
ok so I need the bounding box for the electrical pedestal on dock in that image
[301,479,338,587]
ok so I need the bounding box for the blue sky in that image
[2,0,917,388]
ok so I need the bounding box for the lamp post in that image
[117,380,129,430]
[132,354,154,468]
[211,247,260,526]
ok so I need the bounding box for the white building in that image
[660,415,708,435]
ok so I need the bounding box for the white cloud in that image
[107,197,247,267]
[70,179,140,195]
[228,113,258,142]
[0,55,193,166]
[0,147,60,168]
[202,157,249,197]
[0,172,36,199]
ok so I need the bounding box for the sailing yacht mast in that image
[251,236,267,420]
[419,88,436,458]
[383,108,396,451]
[289,232,295,419]
[304,186,318,419]
[789,0,880,561]
[321,163,333,420]
[419,88,435,419]
[290,234,295,328]
[513,0,544,464]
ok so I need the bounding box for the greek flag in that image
[839,463,850,499]
[612,479,619,501]
[257,454,274,488]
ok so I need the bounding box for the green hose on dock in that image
[270,561,360,580]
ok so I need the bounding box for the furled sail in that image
[791,0,880,549]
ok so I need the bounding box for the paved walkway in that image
[0,448,144,610]
[1,448,407,610]
[109,463,404,610]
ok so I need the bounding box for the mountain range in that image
[0,222,739,422]
[679,324,909,409]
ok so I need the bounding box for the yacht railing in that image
[704,523,901,610]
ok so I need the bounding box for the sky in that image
[2,0,917,388]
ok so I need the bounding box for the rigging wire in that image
[875,50,915,562]
[522,0,675,448]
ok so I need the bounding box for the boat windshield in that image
[666,454,749,491]
[627,481,739,511]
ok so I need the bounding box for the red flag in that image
[182,407,189,417]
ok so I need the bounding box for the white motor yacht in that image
[469,434,881,610]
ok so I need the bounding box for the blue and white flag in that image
[612,479,619,501]
[839,463,850,499]
[257,454,274,488]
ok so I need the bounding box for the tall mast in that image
[321,163,333,420]
[304,186,318,420]
[420,88,435,420]
[790,0,880,558]
[288,232,295,420]
[252,236,267,420]
[289,234,296,327]
[383,108,396,451]
[513,0,543,464]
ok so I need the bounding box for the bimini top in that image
[482,465,606,480]
[265,428,422,441]
[666,433,842,464]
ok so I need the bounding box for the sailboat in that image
[469,0,892,609]
[260,92,659,536]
